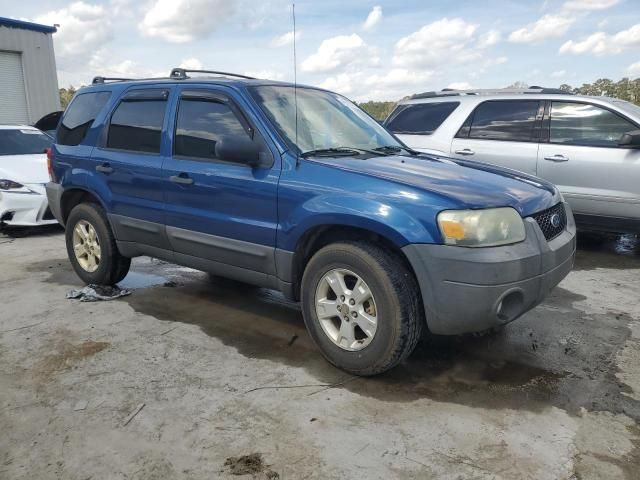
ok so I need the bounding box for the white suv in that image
[384,88,640,234]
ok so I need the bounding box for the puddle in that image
[575,233,640,271]
[34,257,640,419]
[118,271,167,289]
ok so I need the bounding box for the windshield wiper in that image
[374,145,420,155]
[300,146,390,158]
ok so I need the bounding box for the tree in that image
[59,86,76,109]
[358,101,397,121]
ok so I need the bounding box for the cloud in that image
[270,30,301,48]
[301,34,368,73]
[551,69,567,77]
[626,61,640,78]
[179,58,204,70]
[447,82,473,90]
[508,14,574,43]
[35,2,113,70]
[318,68,432,101]
[393,18,478,68]
[362,6,382,31]
[244,69,285,80]
[561,0,619,11]
[559,24,640,55]
[140,0,235,43]
[478,30,501,48]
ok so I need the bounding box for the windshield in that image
[248,85,402,155]
[0,129,52,156]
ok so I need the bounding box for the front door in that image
[450,99,543,176]
[162,86,280,276]
[537,101,640,223]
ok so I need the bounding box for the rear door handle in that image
[169,173,194,185]
[454,148,475,156]
[96,163,113,174]
[543,154,569,162]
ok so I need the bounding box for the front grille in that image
[531,203,566,241]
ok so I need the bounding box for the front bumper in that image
[0,184,58,227]
[402,202,577,335]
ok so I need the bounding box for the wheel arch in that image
[60,188,107,225]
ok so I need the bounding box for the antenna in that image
[292,3,299,166]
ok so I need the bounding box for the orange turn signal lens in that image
[440,220,465,240]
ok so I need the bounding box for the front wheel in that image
[301,241,423,376]
[65,203,131,285]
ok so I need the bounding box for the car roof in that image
[396,89,624,108]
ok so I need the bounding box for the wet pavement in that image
[0,227,639,479]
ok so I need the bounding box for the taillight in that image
[45,148,56,183]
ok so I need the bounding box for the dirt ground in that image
[1,226,639,479]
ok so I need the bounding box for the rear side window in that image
[57,91,111,146]
[385,102,459,134]
[460,100,540,142]
[174,98,252,162]
[107,90,168,154]
[550,102,636,147]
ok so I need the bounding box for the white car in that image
[0,125,58,227]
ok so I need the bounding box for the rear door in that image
[537,100,640,221]
[450,99,543,176]
[162,86,279,276]
[90,87,172,250]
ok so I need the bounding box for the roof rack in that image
[409,87,573,99]
[169,68,255,80]
[92,76,134,84]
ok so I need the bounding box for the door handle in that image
[95,163,113,174]
[169,173,194,185]
[543,154,569,162]
[454,148,475,156]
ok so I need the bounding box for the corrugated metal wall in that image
[0,26,60,124]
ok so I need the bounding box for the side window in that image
[550,102,636,147]
[57,91,111,146]
[462,100,540,142]
[174,98,253,162]
[385,102,459,135]
[107,91,168,154]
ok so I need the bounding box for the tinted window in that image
[107,99,167,153]
[0,129,52,155]
[174,99,251,161]
[386,102,459,134]
[465,100,540,141]
[58,91,111,146]
[550,102,636,147]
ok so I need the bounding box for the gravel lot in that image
[1,226,639,479]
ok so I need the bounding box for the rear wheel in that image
[301,241,422,376]
[65,203,130,285]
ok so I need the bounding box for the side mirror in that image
[215,137,273,168]
[618,130,640,148]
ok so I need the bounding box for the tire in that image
[301,241,423,376]
[65,203,131,285]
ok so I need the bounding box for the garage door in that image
[0,51,29,124]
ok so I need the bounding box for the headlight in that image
[0,179,35,194]
[437,207,526,247]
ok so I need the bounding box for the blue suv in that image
[46,68,576,375]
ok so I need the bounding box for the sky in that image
[2,0,640,101]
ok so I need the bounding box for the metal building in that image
[0,17,60,125]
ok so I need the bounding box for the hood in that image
[312,154,559,217]
[0,153,49,185]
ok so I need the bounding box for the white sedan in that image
[0,125,58,227]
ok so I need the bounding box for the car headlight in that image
[0,179,36,194]
[437,207,526,247]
